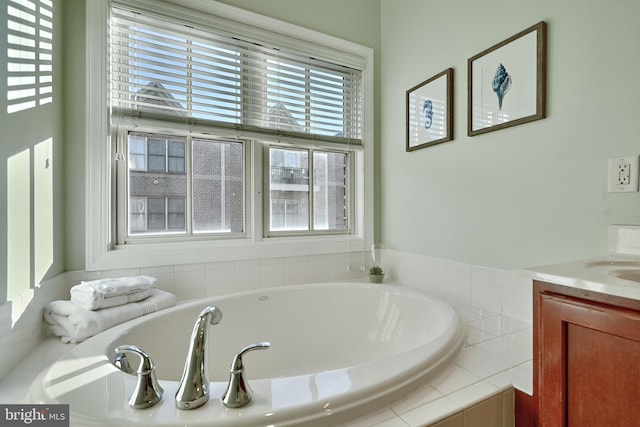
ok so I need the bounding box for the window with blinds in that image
[109,6,363,145]
[6,0,53,114]
[109,3,366,244]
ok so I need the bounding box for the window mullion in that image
[186,135,194,235]
[115,127,129,245]
[308,148,314,231]
[164,138,169,173]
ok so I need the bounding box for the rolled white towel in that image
[70,275,158,310]
[44,289,177,344]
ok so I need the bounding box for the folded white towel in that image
[70,276,158,310]
[44,289,177,344]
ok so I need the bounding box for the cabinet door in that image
[537,292,640,426]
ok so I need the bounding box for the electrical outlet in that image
[608,156,639,192]
[617,162,631,185]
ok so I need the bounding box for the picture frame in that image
[406,68,453,151]
[467,21,547,136]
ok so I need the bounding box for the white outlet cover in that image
[608,156,639,192]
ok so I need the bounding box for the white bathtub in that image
[30,282,464,426]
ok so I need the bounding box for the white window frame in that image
[85,0,373,271]
[114,124,251,244]
[264,144,354,237]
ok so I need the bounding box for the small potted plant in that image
[368,266,385,283]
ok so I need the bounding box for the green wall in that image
[61,0,640,273]
[380,0,640,269]
[214,0,381,49]
[0,0,65,303]
[61,0,86,273]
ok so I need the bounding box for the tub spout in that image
[175,306,223,410]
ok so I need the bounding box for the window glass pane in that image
[128,132,188,235]
[129,197,146,232]
[167,197,186,230]
[192,138,244,233]
[167,140,185,174]
[147,197,166,230]
[129,134,146,170]
[313,151,347,230]
[269,147,309,231]
[147,138,166,172]
[271,199,285,229]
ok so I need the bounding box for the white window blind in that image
[110,6,363,145]
[6,0,53,114]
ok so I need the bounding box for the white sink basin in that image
[609,269,640,283]
[585,260,640,269]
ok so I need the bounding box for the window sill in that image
[86,235,367,271]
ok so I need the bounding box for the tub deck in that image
[0,289,532,427]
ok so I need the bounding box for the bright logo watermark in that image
[1,405,68,426]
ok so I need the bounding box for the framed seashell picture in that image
[406,67,453,151]
[468,21,547,136]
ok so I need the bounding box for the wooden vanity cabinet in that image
[534,280,640,426]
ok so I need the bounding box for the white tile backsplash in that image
[347,251,367,279]
[609,225,640,256]
[261,257,286,288]
[470,266,502,313]
[205,262,235,296]
[308,254,336,283]
[392,251,424,287]
[174,263,207,300]
[285,256,310,285]
[384,249,533,325]
[65,269,103,285]
[500,270,533,322]
[329,253,352,281]
[423,257,448,296]
[141,265,176,294]
[445,261,472,305]
[234,259,262,293]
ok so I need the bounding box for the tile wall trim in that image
[381,249,533,323]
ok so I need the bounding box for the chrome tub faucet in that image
[175,306,223,410]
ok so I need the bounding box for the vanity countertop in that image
[519,255,640,301]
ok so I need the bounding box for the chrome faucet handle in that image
[114,345,164,409]
[222,341,270,408]
[114,351,135,374]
